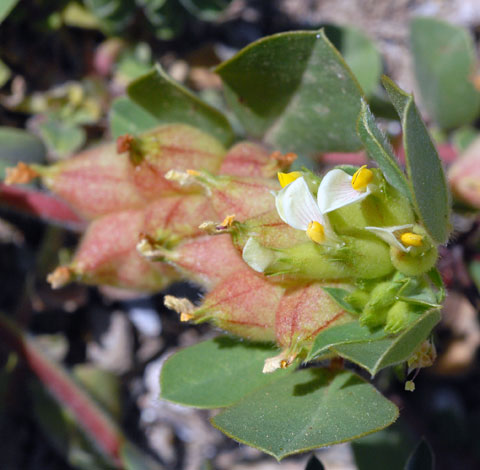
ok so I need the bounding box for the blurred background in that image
[1,1,480,469]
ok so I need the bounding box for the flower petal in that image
[275,177,324,230]
[318,169,371,214]
[242,237,275,273]
[365,224,414,252]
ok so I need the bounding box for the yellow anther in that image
[400,232,423,247]
[351,165,373,191]
[180,313,194,322]
[186,169,200,176]
[277,171,302,188]
[306,221,325,244]
[220,214,236,228]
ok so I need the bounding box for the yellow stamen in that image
[186,169,200,176]
[277,171,302,188]
[306,221,325,244]
[351,165,373,191]
[400,232,423,247]
[180,313,194,322]
[220,214,236,228]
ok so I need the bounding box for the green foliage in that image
[0,0,18,23]
[160,336,291,408]
[410,17,480,129]
[109,96,158,138]
[38,116,86,157]
[215,30,364,153]
[324,25,382,97]
[161,337,398,459]
[357,100,413,201]
[83,0,135,35]
[0,127,46,180]
[211,368,398,460]
[382,76,451,244]
[332,309,440,375]
[127,65,234,145]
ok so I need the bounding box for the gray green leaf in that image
[0,127,46,180]
[215,30,364,154]
[127,65,234,146]
[307,321,389,361]
[410,17,480,129]
[357,100,413,201]
[212,368,398,460]
[109,96,159,138]
[332,308,441,375]
[382,76,450,244]
[160,336,291,408]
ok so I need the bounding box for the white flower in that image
[317,166,374,214]
[275,175,338,244]
[365,224,424,252]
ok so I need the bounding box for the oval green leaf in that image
[382,76,450,244]
[212,368,398,460]
[127,65,234,146]
[324,25,382,97]
[307,321,389,362]
[332,308,441,376]
[109,96,159,138]
[0,127,46,180]
[215,30,364,154]
[410,17,480,129]
[160,336,291,408]
[357,100,413,201]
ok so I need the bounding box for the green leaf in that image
[405,439,434,470]
[215,30,364,154]
[0,127,46,180]
[382,76,450,244]
[0,0,18,23]
[324,25,382,97]
[332,309,441,375]
[357,100,413,201]
[160,336,291,408]
[109,96,159,138]
[84,0,135,35]
[38,116,86,157]
[127,65,234,146]
[212,369,398,460]
[179,0,233,21]
[321,287,361,315]
[307,321,389,361]
[305,454,325,470]
[410,17,480,129]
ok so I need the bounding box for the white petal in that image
[365,225,414,252]
[318,169,371,214]
[242,237,275,273]
[275,177,324,230]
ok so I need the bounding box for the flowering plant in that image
[4,28,451,462]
